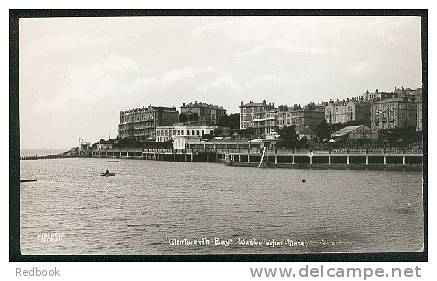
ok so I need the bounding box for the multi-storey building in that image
[240,101,324,137]
[325,99,371,125]
[239,100,276,130]
[252,110,278,136]
[278,104,324,128]
[363,86,423,131]
[370,97,417,130]
[155,125,217,142]
[293,103,325,129]
[277,104,301,128]
[180,101,227,125]
[118,106,179,140]
[276,103,324,138]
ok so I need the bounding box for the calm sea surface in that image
[20,158,424,255]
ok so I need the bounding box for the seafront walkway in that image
[21,147,423,170]
[223,148,422,170]
[84,147,423,170]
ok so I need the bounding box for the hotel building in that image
[370,97,417,130]
[239,100,276,130]
[324,99,371,125]
[118,106,179,140]
[180,101,227,125]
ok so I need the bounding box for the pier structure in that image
[22,141,422,171]
[88,147,423,170]
[90,140,263,162]
[90,148,219,162]
[223,149,423,171]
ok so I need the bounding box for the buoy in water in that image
[302,179,306,183]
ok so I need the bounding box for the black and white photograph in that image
[12,11,426,259]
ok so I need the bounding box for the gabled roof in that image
[331,125,363,137]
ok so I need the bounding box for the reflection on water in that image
[20,158,424,255]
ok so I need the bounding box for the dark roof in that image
[331,125,376,137]
[120,106,177,114]
[181,102,225,110]
[241,102,274,107]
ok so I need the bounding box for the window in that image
[197,130,200,135]
[192,130,195,135]
[202,130,204,136]
[187,130,190,135]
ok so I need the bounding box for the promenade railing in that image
[93,147,423,155]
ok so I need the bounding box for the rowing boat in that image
[100,173,115,177]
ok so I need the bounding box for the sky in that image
[19,16,422,150]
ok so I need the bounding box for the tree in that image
[179,113,188,123]
[228,113,240,129]
[217,113,240,129]
[237,127,255,138]
[277,126,297,148]
[315,120,330,141]
[217,115,230,127]
[295,136,309,149]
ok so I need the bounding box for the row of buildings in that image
[240,101,326,138]
[118,102,227,150]
[117,86,423,145]
[239,86,423,138]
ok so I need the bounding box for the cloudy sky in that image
[19,16,422,149]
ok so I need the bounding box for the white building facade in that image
[155,125,218,143]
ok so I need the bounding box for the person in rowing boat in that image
[105,169,110,175]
